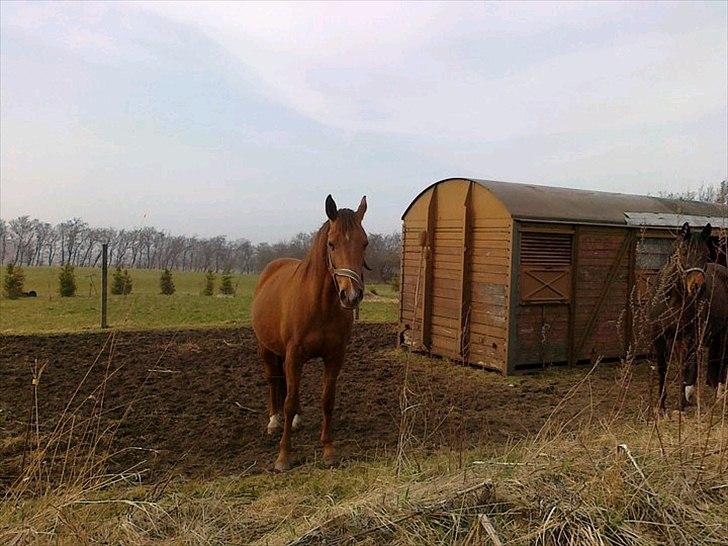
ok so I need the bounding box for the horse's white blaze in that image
[267,413,282,434]
[685,385,695,402]
[292,414,302,430]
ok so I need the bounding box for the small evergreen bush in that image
[202,270,215,296]
[111,267,133,295]
[160,269,175,295]
[58,263,77,297]
[219,268,235,295]
[3,264,25,299]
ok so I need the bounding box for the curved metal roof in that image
[403,178,727,227]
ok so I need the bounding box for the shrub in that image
[390,275,400,293]
[202,270,215,296]
[111,267,124,295]
[160,269,175,295]
[122,270,133,294]
[219,268,235,295]
[111,267,133,295]
[3,263,25,299]
[58,263,77,297]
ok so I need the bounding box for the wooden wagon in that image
[399,178,727,374]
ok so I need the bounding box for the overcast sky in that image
[1,1,726,242]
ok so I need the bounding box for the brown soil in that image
[1,324,659,485]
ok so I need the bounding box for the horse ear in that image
[356,196,367,221]
[701,223,712,240]
[325,194,338,221]
[679,222,691,240]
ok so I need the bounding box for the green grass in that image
[0,266,398,334]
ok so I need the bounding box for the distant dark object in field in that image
[22,290,37,297]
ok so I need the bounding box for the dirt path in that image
[1,324,655,485]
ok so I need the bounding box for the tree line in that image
[0,217,401,282]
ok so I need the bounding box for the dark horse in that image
[251,195,368,471]
[651,222,728,411]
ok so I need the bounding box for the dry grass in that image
[3,411,727,545]
[3,262,727,544]
[3,344,727,545]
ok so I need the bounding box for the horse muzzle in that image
[684,267,706,297]
[339,286,363,309]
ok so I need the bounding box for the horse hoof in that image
[323,445,336,467]
[292,414,302,430]
[274,458,292,472]
[267,414,282,435]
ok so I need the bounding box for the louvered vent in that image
[520,232,573,304]
[521,233,572,267]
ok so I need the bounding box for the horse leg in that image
[655,336,668,413]
[681,343,699,409]
[706,336,720,389]
[711,331,728,399]
[261,348,285,434]
[321,351,344,466]
[276,346,302,472]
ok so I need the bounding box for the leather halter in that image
[327,249,364,310]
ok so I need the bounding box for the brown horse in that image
[251,195,368,471]
[651,222,727,410]
[700,263,728,397]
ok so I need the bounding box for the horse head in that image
[672,222,714,302]
[325,194,368,310]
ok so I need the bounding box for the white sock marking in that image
[292,414,302,430]
[685,385,695,402]
[267,413,282,434]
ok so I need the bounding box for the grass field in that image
[0,266,398,334]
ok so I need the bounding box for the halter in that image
[327,249,364,312]
[683,267,706,277]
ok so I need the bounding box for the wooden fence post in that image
[101,243,108,329]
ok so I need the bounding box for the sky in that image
[1,1,726,242]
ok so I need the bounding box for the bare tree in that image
[0,214,402,280]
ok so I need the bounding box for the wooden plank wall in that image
[428,181,469,360]
[572,226,632,361]
[463,182,512,371]
[513,225,572,367]
[516,304,570,366]
[400,192,431,347]
[429,217,465,359]
[468,219,511,370]
[400,179,513,372]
